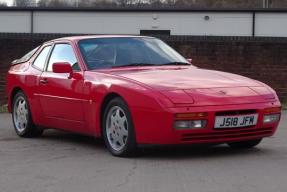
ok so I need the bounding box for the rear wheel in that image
[228,139,262,149]
[103,97,137,157]
[12,91,43,138]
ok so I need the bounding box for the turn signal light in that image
[264,107,281,114]
[175,112,208,119]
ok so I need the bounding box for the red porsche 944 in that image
[6,36,281,156]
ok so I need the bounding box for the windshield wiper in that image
[161,62,191,66]
[112,62,190,68]
[112,63,155,68]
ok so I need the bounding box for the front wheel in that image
[12,91,43,138]
[103,97,137,157]
[228,139,262,149]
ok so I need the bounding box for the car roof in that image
[46,35,154,43]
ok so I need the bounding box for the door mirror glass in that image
[52,62,73,78]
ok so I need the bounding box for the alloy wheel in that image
[13,96,28,133]
[106,106,129,151]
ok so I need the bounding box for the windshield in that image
[78,37,189,70]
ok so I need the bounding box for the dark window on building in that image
[140,30,171,36]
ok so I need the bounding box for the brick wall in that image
[0,34,54,105]
[0,36,32,105]
[168,36,287,103]
[0,34,286,105]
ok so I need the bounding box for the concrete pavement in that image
[0,112,286,192]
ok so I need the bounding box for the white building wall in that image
[0,11,31,33]
[256,13,287,37]
[154,13,252,36]
[0,10,287,37]
[33,12,252,36]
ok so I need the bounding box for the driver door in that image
[37,43,87,133]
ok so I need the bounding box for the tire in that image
[12,91,43,138]
[103,97,137,157]
[228,139,262,149]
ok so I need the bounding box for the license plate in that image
[215,114,258,129]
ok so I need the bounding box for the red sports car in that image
[6,36,281,156]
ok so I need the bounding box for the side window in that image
[47,44,80,72]
[17,46,40,64]
[33,46,51,71]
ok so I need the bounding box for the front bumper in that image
[131,101,281,145]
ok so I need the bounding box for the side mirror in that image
[52,62,73,78]
[187,58,192,64]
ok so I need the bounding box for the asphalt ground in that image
[0,111,286,192]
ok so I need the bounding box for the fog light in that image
[263,114,280,124]
[174,120,207,130]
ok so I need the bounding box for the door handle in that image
[40,79,48,84]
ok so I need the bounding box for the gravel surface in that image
[0,112,286,192]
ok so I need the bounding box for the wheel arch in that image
[8,87,24,112]
[92,81,162,139]
[99,92,138,156]
[100,92,125,133]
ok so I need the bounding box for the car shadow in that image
[40,129,105,150]
[138,144,270,160]
[39,129,272,159]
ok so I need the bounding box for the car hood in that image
[102,67,275,105]
[107,67,261,90]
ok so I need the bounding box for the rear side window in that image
[33,46,51,71]
[47,44,79,72]
[15,46,40,64]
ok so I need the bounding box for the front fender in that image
[83,71,172,137]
